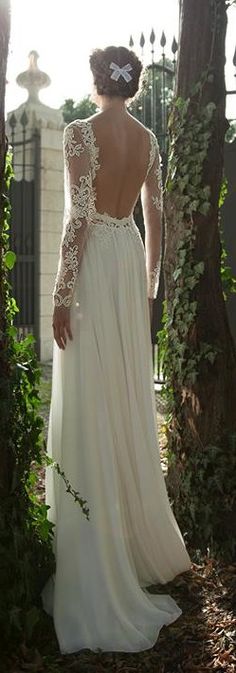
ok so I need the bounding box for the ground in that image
[3,364,236,673]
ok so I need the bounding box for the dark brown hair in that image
[89,46,143,100]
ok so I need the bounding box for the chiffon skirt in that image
[41,212,191,654]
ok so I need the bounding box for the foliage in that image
[61,96,97,123]
[225,121,236,143]
[158,4,236,559]
[0,151,91,649]
[45,456,90,520]
[161,89,218,391]
[0,153,55,646]
[171,433,236,561]
[219,176,236,299]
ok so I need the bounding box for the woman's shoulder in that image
[126,113,155,139]
[63,120,84,141]
[138,122,160,154]
[63,118,96,146]
[63,117,96,133]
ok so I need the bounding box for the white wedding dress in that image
[42,118,191,654]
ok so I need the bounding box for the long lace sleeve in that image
[53,122,93,308]
[141,133,163,299]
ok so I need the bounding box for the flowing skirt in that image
[42,212,191,654]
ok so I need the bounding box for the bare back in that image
[89,110,151,218]
[53,110,162,308]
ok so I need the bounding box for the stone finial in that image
[16,50,51,104]
[7,50,64,129]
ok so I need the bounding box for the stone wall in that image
[7,51,65,362]
[40,128,64,361]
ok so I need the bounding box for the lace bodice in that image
[53,120,163,307]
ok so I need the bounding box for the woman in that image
[42,45,191,655]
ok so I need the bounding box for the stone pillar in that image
[6,51,65,361]
[40,126,64,361]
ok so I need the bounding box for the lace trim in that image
[53,239,84,307]
[74,119,100,180]
[53,123,95,308]
[152,162,163,210]
[147,260,161,299]
[63,126,84,168]
[91,211,134,227]
[146,132,158,177]
[69,176,93,222]
[89,217,142,250]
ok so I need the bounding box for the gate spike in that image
[129,35,134,48]
[20,110,28,128]
[140,32,145,49]
[160,31,166,48]
[150,29,155,45]
[171,36,178,55]
[9,112,17,129]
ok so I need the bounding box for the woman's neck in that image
[98,96,128,114]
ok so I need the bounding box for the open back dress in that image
[41,118,191,654]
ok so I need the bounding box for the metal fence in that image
[8,111,40,353]
[128,30,177,383]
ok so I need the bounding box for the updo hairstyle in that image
[89,45,143,100]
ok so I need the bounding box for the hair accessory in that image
[109,62,133,83]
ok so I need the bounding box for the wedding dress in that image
[42,118,191,654]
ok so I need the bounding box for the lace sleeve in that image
[53,122,92,308]
[141,132,163,299]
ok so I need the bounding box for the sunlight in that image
[6,0,178,112]
[6,0,236,117]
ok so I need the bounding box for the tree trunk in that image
[0,1,10,322]
[0,1,11,491]
[164,1,236,482]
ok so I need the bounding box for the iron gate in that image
[8,111,40,354]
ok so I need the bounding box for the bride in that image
[42,44,191,655]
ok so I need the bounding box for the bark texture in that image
[164,0,236,459]
[0,1,11,492]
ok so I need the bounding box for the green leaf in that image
[23,333,35,346]
[206,352,216,364]
[202,185,211,199]
[8,325,18,338]
[194,261,204,275]
[4,250,16,270]
[205,101,216,118]
[25,606,40,640]
[173,268,182,281]
[199,202,210,216]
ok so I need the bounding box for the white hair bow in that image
[109,62,133,83]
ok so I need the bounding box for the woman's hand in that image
[52,306,73,350]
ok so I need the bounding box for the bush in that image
[0,152,54,647]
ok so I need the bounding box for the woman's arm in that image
[141,133,163,302]
[53,122,92,307]
[52,122,92,349]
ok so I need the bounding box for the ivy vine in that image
[157,0,236,561]
[219,176,236,299]
[159,0,236,400]
[159,86,220,399]
[0,151,90,648]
